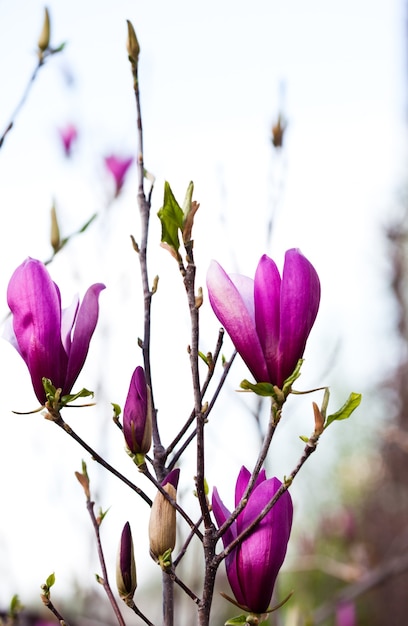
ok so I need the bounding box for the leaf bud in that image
[126,20,140,66]
[38,8,51,54]
[50,202,60,252]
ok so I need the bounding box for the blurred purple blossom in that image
[104,155,133,196]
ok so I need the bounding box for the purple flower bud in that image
[58,124,78,157]
[123,366,152,457]
[212,466,293,614]
[206,249,320,388]
[116,522,137,602]
[104,155,133,196]
[5,258,105,405]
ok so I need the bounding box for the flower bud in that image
[149,469,180,564]
[38,7,50,54]
[50,202,60,253]
[116,522,137,604]
[126,20,140,65]
[123,367,152,464]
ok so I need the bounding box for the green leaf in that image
[282,358,304,396]
[157,181,184,255]
[42,378,57,398]
[240,379,277,398]
[111,402,122,417]
[46,572,55,588]
[299,435,309,443]
[52,42,67,53]
[324,392,362,429]
[198,351,209,365]
[60,387,94,405]
[9,594,23,616]
[224,615,248,625]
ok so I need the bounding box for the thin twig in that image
[167,350,237,470]
[0,45,61,149]
[41,598,71,626]
[216,432,319,565]
[85,500,126,626]
[142,465,203,541]
[50,411,152,505]
[165,330,226,459]
[127,600,156,626]
[173,515,204,567]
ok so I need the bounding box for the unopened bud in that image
[116,522,137,604]
[50,203,60,252]
[312,401,325,436]
[271,113,286,148]
[38,8,51,54]
[126,20,140,66]
[149,469,179,564]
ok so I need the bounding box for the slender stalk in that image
[48,410,152,505]
[127,600,156,626]
[85,500,126,626]
[216,432,319,565]
[128,26,163,468]
[165,330,226,459]
[127,24,171,624]
[162,573,174,626]
[216,398,280,542]
[167,350,237,470]
[40,596,71,626]
[0,59,44,149]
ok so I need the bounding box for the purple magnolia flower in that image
[104,155,133,196]
[6,258,105,405]
[123,366,152,457]
[206,249,320,388]
[59,123,78,157]
[212,466,293,614]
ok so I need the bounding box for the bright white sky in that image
[0,0,406,616]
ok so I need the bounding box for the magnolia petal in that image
[237,477,293,613]
[212,487,236,549]
[61,295,79,355]
[7,258,66,403]
[254,255,282,385]
[162,467,180,489]
[278,249,320,385]
[206,261,268,382]
[234,466,267,515]
[64,283,105,394]
[212,486,245,607]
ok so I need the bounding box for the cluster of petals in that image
[212,466,293,614]
[6,258,105,405]
[206,249,320,388]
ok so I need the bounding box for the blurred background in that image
[0,0,406,624]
